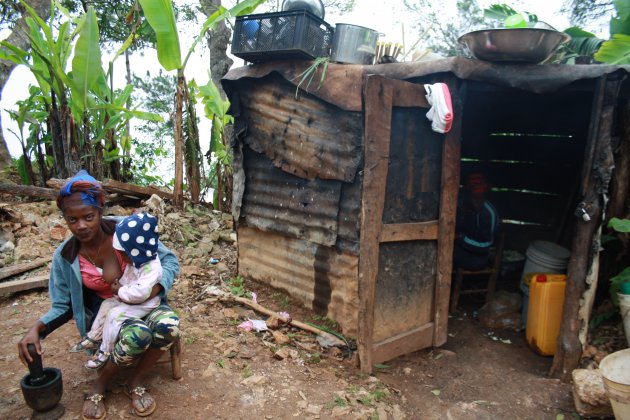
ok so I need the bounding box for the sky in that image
[0,0,611,166]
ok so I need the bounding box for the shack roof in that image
[223,57,630,112]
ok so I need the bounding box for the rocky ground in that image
[0,194,624,419]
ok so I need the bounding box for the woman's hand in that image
[110,279,121,294]
[17,321,45,365]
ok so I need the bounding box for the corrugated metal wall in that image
[238,226,359,336]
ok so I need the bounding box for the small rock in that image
[0,240,15,253]
[331,406,352,417]
[391,404,405,420]
[274,347,290,360]
[582,345,598,358]
[296,400,308,410]
[572,369,612,418]
[266,316,281,330]
[594,350,608,363]
[239,347,256,359]
[328,347,343,359]
[223,308,240,319]
[305,404,322,415]
[49,225,68,241]
[440,349,456,357]
[240,374,267,386]
[191,304,206,316]
[403,367,412,375]
[272,330,291,345]
[215,262,230,274]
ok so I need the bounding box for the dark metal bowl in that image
[458,28,571,64]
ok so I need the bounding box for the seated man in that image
[453,173,500,271]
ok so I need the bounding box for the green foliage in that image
[225,276,247,297]
[595,33,630,63]
[138,0,181,71]
[609,217,630,232]
[71,7,102,113]
[294,57,329,97]
[484,4,538,28]
[15,155,31,184]
[607,217,630,307]
[562,27,605,61]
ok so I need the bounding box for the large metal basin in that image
[458,28,570,64]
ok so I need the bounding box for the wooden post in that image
[358,75,393,373]
[551,74,623,380]
[433,76,462,346]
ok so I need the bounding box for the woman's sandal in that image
[82,393,106,420]
[71,336,101,353]
[123,385,156,417]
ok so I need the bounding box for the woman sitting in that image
[17,170,180,419]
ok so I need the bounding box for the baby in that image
[70,213,162,369]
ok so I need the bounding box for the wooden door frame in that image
[357,74,461,373]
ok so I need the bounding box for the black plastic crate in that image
[232,10,333,63]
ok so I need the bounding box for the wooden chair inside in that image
[450,232,505,314]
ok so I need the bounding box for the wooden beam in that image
[380,221,438,242]
[372,323,434,365]
[0,257,52,281]
[47,178,174,200]
[0,183,57,200]
[390,79,430,108]
[0,274,48,296]
[102,179,174,200]
[433,75,462,347]
[358,75,393,374]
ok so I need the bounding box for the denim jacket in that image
[39,219,179,338]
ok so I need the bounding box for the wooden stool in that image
[450,233,505,313]
[156,335,182,380]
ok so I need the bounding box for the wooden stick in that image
[0,257,52,281]
[227,296,345,347]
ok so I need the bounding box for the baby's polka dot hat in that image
[113,213,159,268]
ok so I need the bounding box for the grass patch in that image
[216,359,225,368]
[225,276,247,297]
[272,291,291,309]
[325,395,347,410]
[184,335,197,345]
[241,364,252,379]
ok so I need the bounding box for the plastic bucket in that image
[620,293,630,347]
[520,241,571,327]
[600,349,630,420]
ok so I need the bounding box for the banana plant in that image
[138,0,265,206]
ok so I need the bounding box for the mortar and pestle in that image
[20,344,65,419]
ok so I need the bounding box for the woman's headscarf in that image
[56,170,105,211]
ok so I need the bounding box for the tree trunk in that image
[0,0,52,168]
[173,74,185,207]
[200,0,234,210]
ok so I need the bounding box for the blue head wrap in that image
[58,170,102,208]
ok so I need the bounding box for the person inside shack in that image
[453,172,500,270]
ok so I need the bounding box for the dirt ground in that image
[0,198,585,419]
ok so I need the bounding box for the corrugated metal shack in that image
[222,57,630,375]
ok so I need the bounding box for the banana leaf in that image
[138,0,181,71]
[564,27,604,57]
[595,33,630,64]
[72,7,102,113]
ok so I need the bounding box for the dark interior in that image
[457,79,596,290]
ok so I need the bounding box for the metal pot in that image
[281,0,325,19]
[330,24,379,65]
